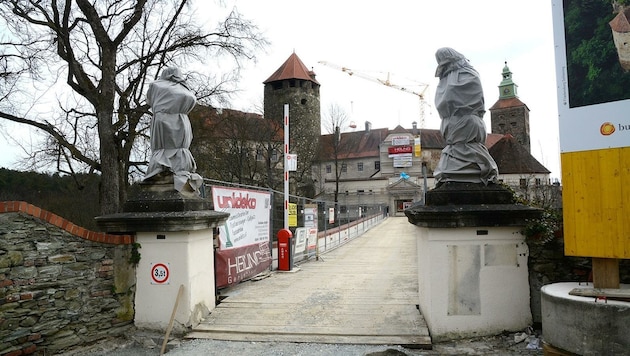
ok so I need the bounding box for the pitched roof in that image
[488,134,550,174]
[489,96,530,111]
[388,178,422,190]
[318,128,388,160]
[190,105,283,141]
[318,127,505,160]
[610,7,630,32]
[263,52,320,85]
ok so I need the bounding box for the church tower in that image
[263,52,321,196]
[489,62,531,153]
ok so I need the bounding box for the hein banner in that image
[212,186,272,288]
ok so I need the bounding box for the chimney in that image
[365,121,372,132]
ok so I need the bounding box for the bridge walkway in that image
[188,217,431,349]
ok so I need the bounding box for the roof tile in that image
[264,52,320,84]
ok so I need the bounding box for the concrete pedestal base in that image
[542,282,630,356]
[406,182,541,342]
[134,229,215,333]
[96,180,229,333]
[416,226,532,341]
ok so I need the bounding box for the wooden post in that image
[592,258,619,289]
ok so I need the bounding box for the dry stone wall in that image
[0,202,135,356]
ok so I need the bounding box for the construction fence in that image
[201,178,387,266]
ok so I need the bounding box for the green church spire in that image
[498,61,518,99]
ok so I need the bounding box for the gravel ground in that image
[63,329,545,356]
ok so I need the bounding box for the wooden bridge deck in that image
[188,217,431,349]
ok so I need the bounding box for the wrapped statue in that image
[144,67,203,193]
[433,47,498,185]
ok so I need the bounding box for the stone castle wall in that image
[0,202,135,355]
[490,106,531,153]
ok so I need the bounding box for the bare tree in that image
[190,105,283,190]
[321,103,352,209]
[0,0,267,214]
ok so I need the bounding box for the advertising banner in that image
[388,145,413,156]
[393,155,413,168]
[212,187,272,288]
[391,135,410,146]
[552,1,630,259]
[552,1,630,153]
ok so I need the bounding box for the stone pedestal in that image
[96,179,229,333]
[405,182,541,341]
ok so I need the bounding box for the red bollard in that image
[277,228,293,271]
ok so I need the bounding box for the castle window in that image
[271,150,278,161]
[499,123,505,130]
[301,98,307,105]
[326,165,331,173]
[374,161,380,170]
[256,149,264,161]
[535,178,542,186]
[341,163,347,173]
[511,122,517,127]
[519,178,527,188]
[358,162,364,171]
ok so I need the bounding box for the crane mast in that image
[318,61,430,128]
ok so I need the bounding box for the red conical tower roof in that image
[263,52,319,84]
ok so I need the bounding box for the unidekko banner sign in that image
[212,186,272,288]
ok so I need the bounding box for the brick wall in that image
[0,202,135,355]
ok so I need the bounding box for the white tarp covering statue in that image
[144,67,203,193]
[433,47,499,185]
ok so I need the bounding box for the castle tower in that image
[263,52,321,196]
[489,62,531,153]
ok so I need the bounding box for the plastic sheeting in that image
[144,68,203,192]
[433,48,498,185]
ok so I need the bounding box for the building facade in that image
[193,55,557,216]
[312,63,554,215]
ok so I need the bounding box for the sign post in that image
[284,104,290,230]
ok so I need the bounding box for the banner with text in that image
[212,186,272,288]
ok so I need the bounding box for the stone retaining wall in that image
[0,202,135,356]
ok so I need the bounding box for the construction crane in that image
[317,61,430,128]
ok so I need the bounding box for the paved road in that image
[189,217,431,348]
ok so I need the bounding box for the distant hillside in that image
[0,168,101,230]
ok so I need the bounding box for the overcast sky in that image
[222,0,561,180]
[0,1,561,180]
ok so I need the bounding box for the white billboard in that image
[212,186,271,249]
[552,1,630,153]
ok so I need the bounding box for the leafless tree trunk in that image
[322,103,353,212]
[190,106,283,190]
[0,0,267,214]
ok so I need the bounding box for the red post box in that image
[277,228,293,271]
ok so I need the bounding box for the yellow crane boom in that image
[318,61,430,128]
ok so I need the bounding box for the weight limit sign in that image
[150,263,170,285]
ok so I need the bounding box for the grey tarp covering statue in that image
[144,67,203,192]
[433,47,499,185]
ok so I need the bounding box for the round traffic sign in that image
[151,263,169,284]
